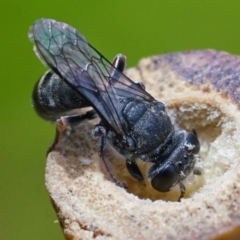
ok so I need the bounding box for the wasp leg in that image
[111,53,126,75]
[93,125,127,190]
[60,109,97,127]
[126,160,144,181]
[47,110,97,155]
[135,82,146,90]
[47,118,66,155]
[109,54,126,87]
[178,182,186,202]
[111,54,146,91]
[193,169,201,175]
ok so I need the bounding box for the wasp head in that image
[148,129,200,194]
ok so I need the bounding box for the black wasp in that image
[29,19,201,200]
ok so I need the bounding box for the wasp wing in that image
[29,18,155,137]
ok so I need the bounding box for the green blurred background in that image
[1,1,240,239]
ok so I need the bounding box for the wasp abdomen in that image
[32,70,90,121]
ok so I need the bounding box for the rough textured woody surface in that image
[46,50,240,240]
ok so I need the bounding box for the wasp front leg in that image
[126,159,144,182]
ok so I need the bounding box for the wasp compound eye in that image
[185,133,200,154]
[151,164,178,192]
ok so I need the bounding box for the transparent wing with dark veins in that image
[29,18,155,137]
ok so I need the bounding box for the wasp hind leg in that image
[111,53,126,76]
[111,54,146,91]
[47,109,97,155]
